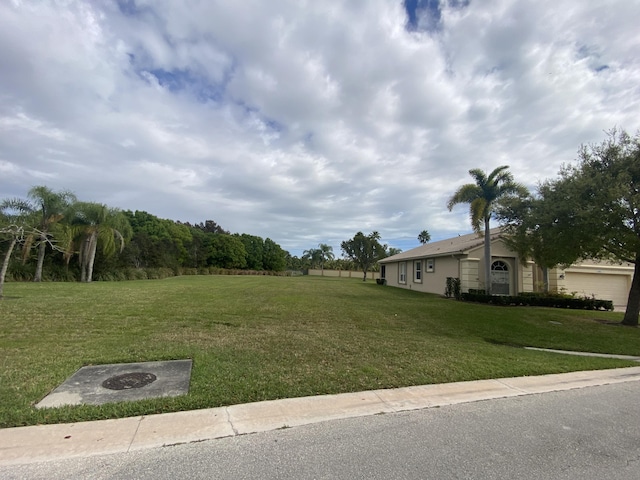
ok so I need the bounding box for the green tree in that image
[263,238,287,271]
[71,202,132,282]
[302,248,322,269]
[447,166,527,295]
[238,234,265,270]
[124,211,193,268]
[191,220,229,234]
[0,198,37,297]
[524,130,640,325]
[304,244,335,274]
[417,229,431,244]
[318,243,335,274]
[27,186,77,282]
[497,187,586,292]
[166,221,193,266]
[187,228,210,269]
[208,234,248,269]
[285,253,304,271]
[341,231,387,281]
[387,247,402,256]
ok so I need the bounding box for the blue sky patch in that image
[404,0,470,32]
[404,0,441,31]
[138,67,229,105]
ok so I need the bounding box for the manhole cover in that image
[102,372,157,390]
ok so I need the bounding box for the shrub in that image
[468,288,486,295]
[460,292,614,311]
[445,277,461,299]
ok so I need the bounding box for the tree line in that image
[0,189,291,293]
[0,185,399,293]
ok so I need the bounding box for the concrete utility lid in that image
[36,359,192,409]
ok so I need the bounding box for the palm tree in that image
[302,248,321,269]
[418,229,431,244]
[0,198,36,298]
[27,186,77,282]
[447,166,527,295]
[387,247,402,256]
[70,202,132,282]
[317,243,335,274]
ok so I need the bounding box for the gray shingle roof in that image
[379,228,503,263]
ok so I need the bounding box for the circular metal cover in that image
[101,372,157,390]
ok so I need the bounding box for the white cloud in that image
[1,0,639,256]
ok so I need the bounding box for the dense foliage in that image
[0,188,291,283]
[341,231,387,281]
[499,130,640,325]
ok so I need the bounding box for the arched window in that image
[491,261,510,295]
[491,261,509,272]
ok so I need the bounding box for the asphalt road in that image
[3,381,640,479]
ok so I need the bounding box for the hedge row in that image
[460,292,614,311]
[5,267,299,283]
[93,267,298,281]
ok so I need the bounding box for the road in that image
[3,381,640,479]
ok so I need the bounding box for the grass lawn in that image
[1,275,639,428]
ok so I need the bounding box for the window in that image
[426,258,435,273]
[381,265,386,279]
[399,262,407,284]
[491,260,510,295]
[414,261,422,282]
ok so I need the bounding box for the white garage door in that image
[564,272,630,307]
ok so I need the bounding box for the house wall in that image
[466,241,524,295]
[383,262,399,287]
[381,238,529,296]
[380,237,631,305]
[381,256,460,295]
[521,261,535,293]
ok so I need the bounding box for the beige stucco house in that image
[378,229,634,308]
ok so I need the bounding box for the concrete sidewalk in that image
[2,366,640,466]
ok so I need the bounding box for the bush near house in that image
[445,277,462,299]
[461,291,614,311]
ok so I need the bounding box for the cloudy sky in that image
[1,0,639,257]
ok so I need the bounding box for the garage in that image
[564,271,631,308]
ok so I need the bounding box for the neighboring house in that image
[378,229,634,308]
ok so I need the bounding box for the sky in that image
[1,0,639,257]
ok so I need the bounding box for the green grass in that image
[1,275,639,428]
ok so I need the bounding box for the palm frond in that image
[447,184,482,210]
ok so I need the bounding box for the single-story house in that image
[378,229,634,308]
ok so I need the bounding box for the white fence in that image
[308,269,381,280]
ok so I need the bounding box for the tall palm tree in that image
[27,186,77,282]
[447,166,527,295]
[70,202,132,282]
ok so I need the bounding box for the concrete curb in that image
[523,347,640,361]
[3,366,640,466]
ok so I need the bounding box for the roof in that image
[379,228,504,263]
